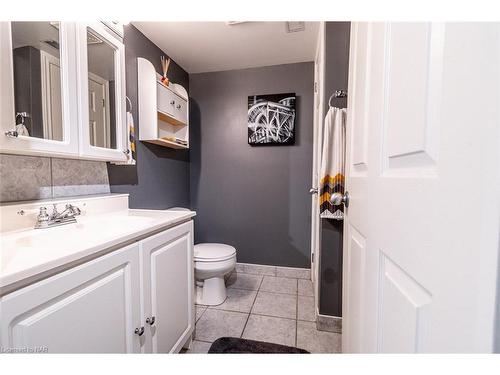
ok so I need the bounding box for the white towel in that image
[15,123,29,136]
[319,107,346,220]
[112,111,136,165]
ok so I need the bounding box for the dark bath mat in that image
[208,337,309,354]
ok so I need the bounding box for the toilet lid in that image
[194,243,236,261]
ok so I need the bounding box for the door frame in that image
[311,22,326,314]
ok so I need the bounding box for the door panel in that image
[378,254,432,353]
[141,221,194,353]
[151,235,190,353]
[88,75,108,148]
[383,23,444,174]
[350,23,371,175]
[0,243,141,353]
[343,223,366,352]
[343,22,500,353]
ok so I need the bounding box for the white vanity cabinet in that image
[0,243,142,353]
[140,221,194,353]
[0,221,194,354]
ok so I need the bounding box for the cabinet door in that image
[157,83,177,118]
[75,22,127,162]
[141,221,194,353]
[0,22,80,158]
[0,243,142,353]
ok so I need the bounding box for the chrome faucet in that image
[35,203,81,229]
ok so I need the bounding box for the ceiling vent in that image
[286,22,305,33]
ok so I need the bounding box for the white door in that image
[343,22,500,353]
[88,73,110,148]
[141,222,195,353]
[40,50,63,141]
[0,243,142,353]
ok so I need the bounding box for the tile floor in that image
[184,269,342,354]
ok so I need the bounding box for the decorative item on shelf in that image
[161,136,188,146]
[160,55,171,86]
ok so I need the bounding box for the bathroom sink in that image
[0,203,196,290]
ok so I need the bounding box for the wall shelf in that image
[147,138,189,149]
[137,57,189,149]
[157,111,187,127]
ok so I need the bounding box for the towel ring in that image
[328,90,348,107]
[126,96,132,112]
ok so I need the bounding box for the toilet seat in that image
[194,243,236,262]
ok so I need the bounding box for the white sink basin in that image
[0,200,195,290]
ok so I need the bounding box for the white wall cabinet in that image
[0,222,194,353]
[137,57,189,150]
[0,21,128,163]
[0,22,80,159]
[75,22,127,162]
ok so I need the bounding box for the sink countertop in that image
[0,200,195,292]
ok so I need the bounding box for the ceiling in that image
[132,22,319,74]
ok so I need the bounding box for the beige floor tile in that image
[251,291,297,319]
[242,314,296,347]
[195,309,248,343]
[226,272,263,291]
[260,276,297,295]
[196,305,207,322]
[186,340,212,354]
[297,295,315,322]
[298,279,314,296]
[210,288,257,313]
[296,321,342,353]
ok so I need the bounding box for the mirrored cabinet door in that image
[0,22,79,157]
[76,22,127,162]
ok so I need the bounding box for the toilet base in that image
[196,276,227,306]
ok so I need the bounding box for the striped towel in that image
[127,111,137,164]
[319,107,346,220]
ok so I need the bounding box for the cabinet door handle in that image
[170,100,175,105]
[134,326,145,336]
[146,316,156,326]
[176,104,181,109]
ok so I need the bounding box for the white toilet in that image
[194,243,236,306]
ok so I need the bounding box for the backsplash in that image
[0,154,110,203]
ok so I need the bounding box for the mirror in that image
[86,27,117,149]
[11,21,64,141]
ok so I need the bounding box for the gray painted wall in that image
[107,25,191,209]
[189,63,314,268]
[319,22,351,316]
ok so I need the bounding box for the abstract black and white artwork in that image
[248,93,296,145]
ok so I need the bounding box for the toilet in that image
[194,243,236,306]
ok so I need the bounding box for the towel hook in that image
[328,90,348,107]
